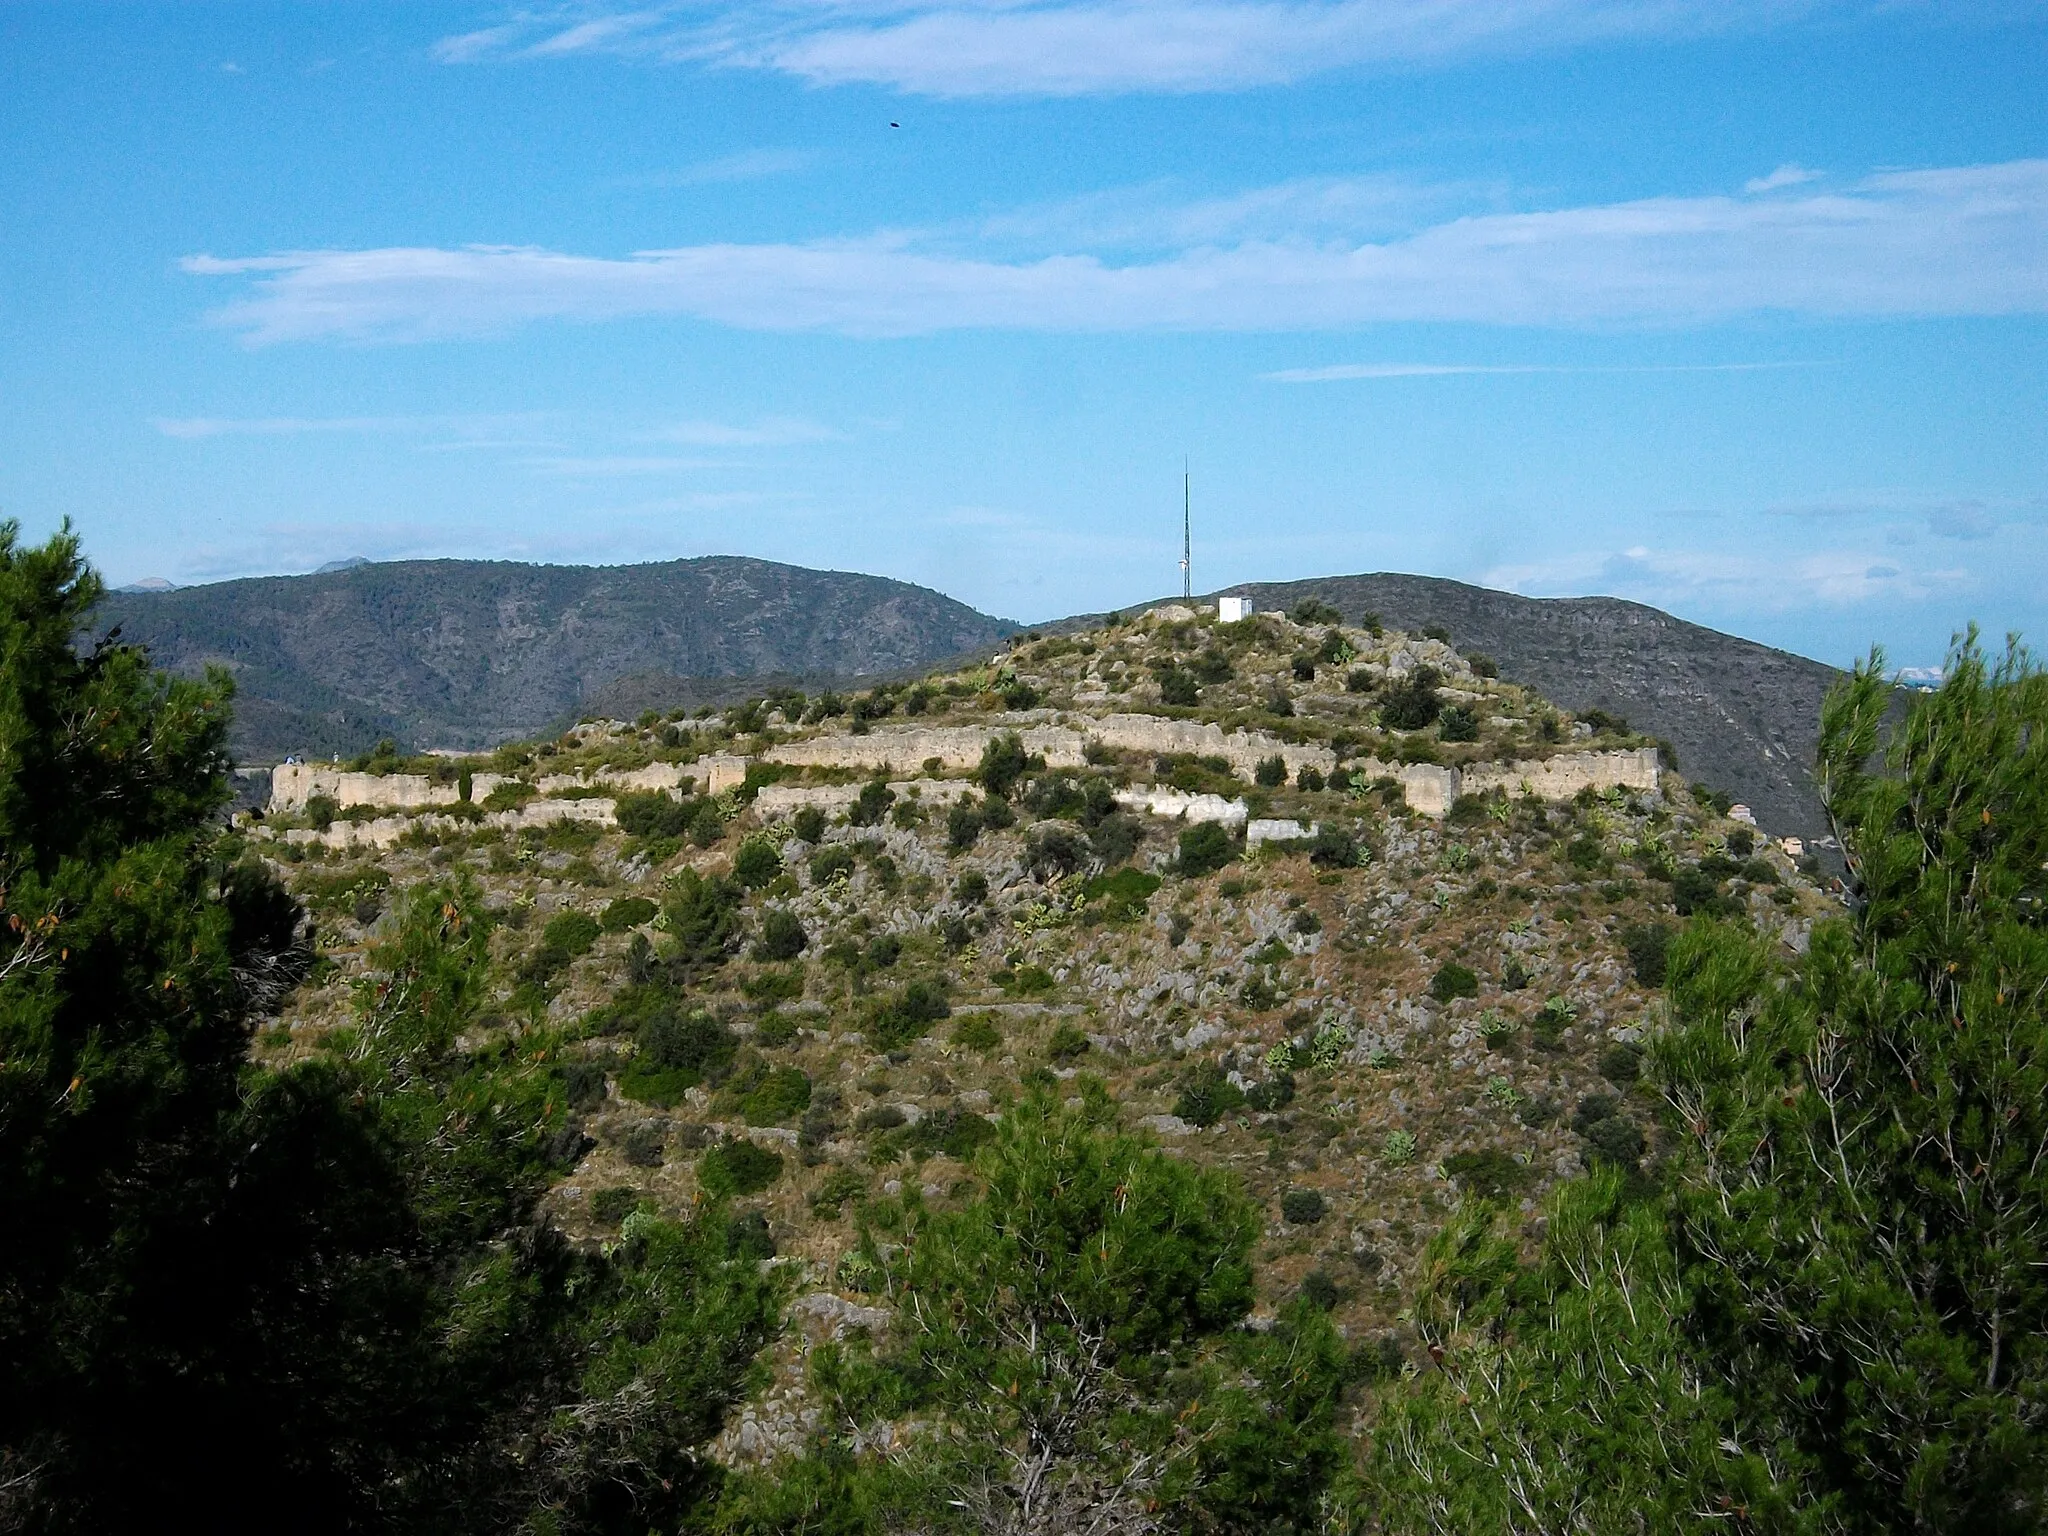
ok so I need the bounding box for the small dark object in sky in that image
[890,121,900,128]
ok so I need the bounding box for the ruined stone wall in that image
[1459,747,1662,803]
[754,780,977,818]
[1113,789,1247,827]
[763,715,1332,781]
[269,753,744,816]
[765,724,1089,775]
[274,794,617,851]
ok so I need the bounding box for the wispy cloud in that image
[1261,361,1823,382]
[153,414,424,438]
[182,158,2048,344]
[612,147,824,188]
[520,455,734,476]
[1745,163,1822,194]
[654,416,846,446]
[1484,542,1972,609]
[434,1,1837,98]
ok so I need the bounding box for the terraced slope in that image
[251,603,1836,1467]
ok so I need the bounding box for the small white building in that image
[1728,803,1757,826]
[1216,596,1253,622]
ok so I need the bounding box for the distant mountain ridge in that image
[1157,575,1841,839]
[95,557,1017,762]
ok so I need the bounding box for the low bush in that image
[952,1014,1003,1052]
[732,837,782,889]
[698,1139,784,1197]
[1281,1188,1327,1225]
[600,895,657,932]
[869,980,950,1051]
[1174,1060,1246,1128]
[1442,1148,1530,1200]
[1429,962,1480,1003]
[1047,1023,1091,1062]
[1178,821,1237,878]
[752,909,807,962]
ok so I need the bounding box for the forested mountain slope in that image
[94,556,1017,761]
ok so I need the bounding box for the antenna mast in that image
[1180,459,1192,601]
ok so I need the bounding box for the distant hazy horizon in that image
[4,1,2043,673]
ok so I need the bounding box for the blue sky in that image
[1,2,2043,669]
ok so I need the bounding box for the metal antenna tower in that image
[1180,459,1192,601]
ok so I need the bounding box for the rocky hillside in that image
[1081,576,1841,840]
[246,601,1836,1469]
[94,556,1016,762]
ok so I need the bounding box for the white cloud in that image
[616,148,824,187]
[153,414,428,438]
[654,416,846,445]
[183,158,2048,343]
[1483,542,1972,610]
[436,0,1834,98]
[520,455,734,476]
[1745,163,1822,194]
[1260,360,1820,382]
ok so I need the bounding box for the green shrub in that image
[996,964,1055,996]
[614,788,686,837]
[790,805,826,843]
[1158,669,1199,706]
[600,895,657,931]
[542,909,601,957]
[698,1139,783,1197]
[1281,1188,1327,1224]
[752,1011,800,1048]
[1380,667,1442,730]
[809,1167,869,1219]
[616,1000,735,1105]
[1254,755,1288,787]
[1438,706,1479,742]
[869,980,950,1051]
[560,1060,609,1110]
[739,1065,813,1126]
[1291,598,1343,624]
[742,965,805,1009]
[847,779,896,827]
[1309,826,1360,868]
[662,869,742,970]
[1175,1060,1246,1128]
[1178,821,1236,878]
[978,732,1031,798]
[1442,1147,1530,1199]
[952,1014,1003,1052]
[752,908,807,962]
[732,837,782,889]
[1084,866,1160,921]
[1047,1023,1091,1061]
[807,844,857,885]
[589,1186,641,1226]
[1429,962,1480,1003]
[1245,1072,1295,1112]
[1598,1042,1645,1086]
[954,870,989,905]
[1620,922,1672,987]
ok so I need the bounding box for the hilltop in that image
[1068,576,1841,839]
[245,599,1836,1470]
[93,555,1017,762]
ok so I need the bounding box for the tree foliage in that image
[0,525,782,1531]
[1366,631,2048,1534]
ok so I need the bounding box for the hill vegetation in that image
[1105,575,1843,839]
[12,522,2040,1532]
